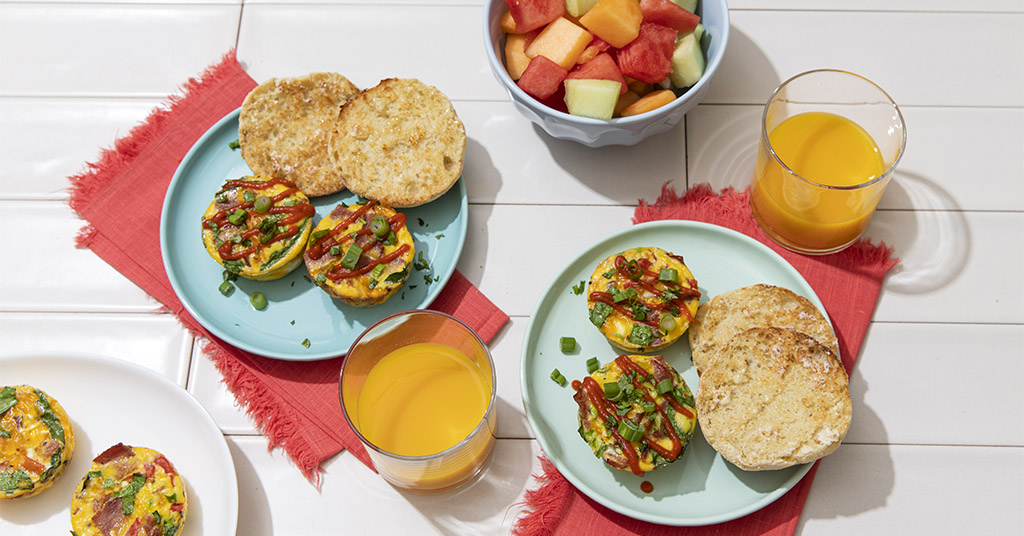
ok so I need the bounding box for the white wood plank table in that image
[1,1,1021,534]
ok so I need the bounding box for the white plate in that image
[0,352,238,535]
[521,221,824,525]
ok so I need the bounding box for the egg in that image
[0,385,75,499]
[303,200,415,306]
[200,176,315,280]
[586,246,700,352]
[70,443,187,536]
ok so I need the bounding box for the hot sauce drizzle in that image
[202,177,314,265]
[306,200,411,282]
[590,255,700,329]
[614,355,684,460]
[580,376,644,476]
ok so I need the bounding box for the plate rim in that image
[520,219,820,526]
[159,107,468,360]
[0,350,239,535]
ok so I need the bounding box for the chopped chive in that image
[228,139,240,150]
[369,215,389,237]
[250,292,268,310]
[314,273,326,286]
[656,379,673,395]
[559,337,576,353]
[659,315,676,334]
[329,245,341,257]
[218,281,234,296]
[617,420,644,442]
[571,280,585,295]
[659,268,678,283]
[301,338,311,348]
[603,381,621,401]
[586,357,600,374]
[340,244,362,270]
[550,368,566,386]
[253,195,272,213]
[371,264,385,278]
[641,400,656,413]
[309,229,330,245]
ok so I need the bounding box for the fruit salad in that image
[502,0,708,120]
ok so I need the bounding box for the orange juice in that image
[750,111,889,253]
[356,342,490,457]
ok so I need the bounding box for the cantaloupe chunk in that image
[525,17,593,70]
[614,90,642,116]
[620,89,675,116]
[578,0,643,48]
[564,78,621,120]
[501,10,517,34]
[505,34,532,80]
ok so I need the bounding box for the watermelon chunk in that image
[517,55,570,100]
[639,0,700,34]
[567,52,627,94]
[505,0,565,33]
[616,22,678,84]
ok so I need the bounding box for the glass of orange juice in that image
[339,310,497,493]
[750,69,907,254]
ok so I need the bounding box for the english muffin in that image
[70,443,187,536]
[688,284,838,374]
[239,72,360,196]
[695,327,852,471]
[586,246,700,352]
[329,78,465,207]
[573,355,696,476]
[304,199,415,306]
[0,385,75,499]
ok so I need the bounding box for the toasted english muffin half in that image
[303,200,415,306]
[573,355,696,476]
[696,327,851,471]
[201,176,315,281]
[71,443,187,536]
[586,247,700,352]
[328,78,465,207]
[0,385,75,500]
[239,72,360,197]
[688,284,838,374]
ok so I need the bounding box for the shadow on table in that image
[227,438,273,534]
[870,169,970,295]
[399,436,536,535]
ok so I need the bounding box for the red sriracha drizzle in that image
[579,375,644,476]
[306,199,410,282]
[588,254,700,327]
[202,177,314,263]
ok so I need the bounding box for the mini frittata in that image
[303,199,415,306]
[70,443,187,536]
[572,355,697,476]
[0,385,75,499]
[201,176,315,280]
[586,247,700,352]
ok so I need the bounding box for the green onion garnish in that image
[330,245,341,257]
[309,229,329,245]
[586,357,600,374]
[659,315,676,334]
[656,378,673,395]
[301,338,311,348]
[218,281,234,296]
[603,381,621,401]
[340,244,362,270]
[659,268,678,282]
[560,337,576,353]
[369,215,389,237]
[228,139,240,150]
[253,195,272,213]
[227,209,247,226]
[617,420,644,442]
[641,401,656,413]
[550,369,567,386]
[371,264,385,278]
[250,292,268,310]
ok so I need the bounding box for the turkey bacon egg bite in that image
[0,385,75,499]
[201,176,315,280]
[303,199,415,307]
[573,355,697,476]
[587,247,700,352]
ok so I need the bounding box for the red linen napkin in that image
[66,51,509,482]
[513,183,898,535]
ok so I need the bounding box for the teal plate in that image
[160,109,467,361]
[521,220,827,525]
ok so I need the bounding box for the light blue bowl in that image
[483,0,730,147]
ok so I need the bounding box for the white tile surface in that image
[2,1,1021,534]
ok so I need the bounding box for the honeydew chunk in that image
[505,34,532,80]
[565,0,601,17]
[578,0,643,48]
[526,17,593,70]
[671,0,698,13]
[564,78,621,120]
[692,23,705,43]
[669,31,705,88]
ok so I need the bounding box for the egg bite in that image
[586,246,700,352]
[303,199,415,306]
[201,176,315,280]
[70,443,187,536]
[0,385,75,499]
[573,355,697,476]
